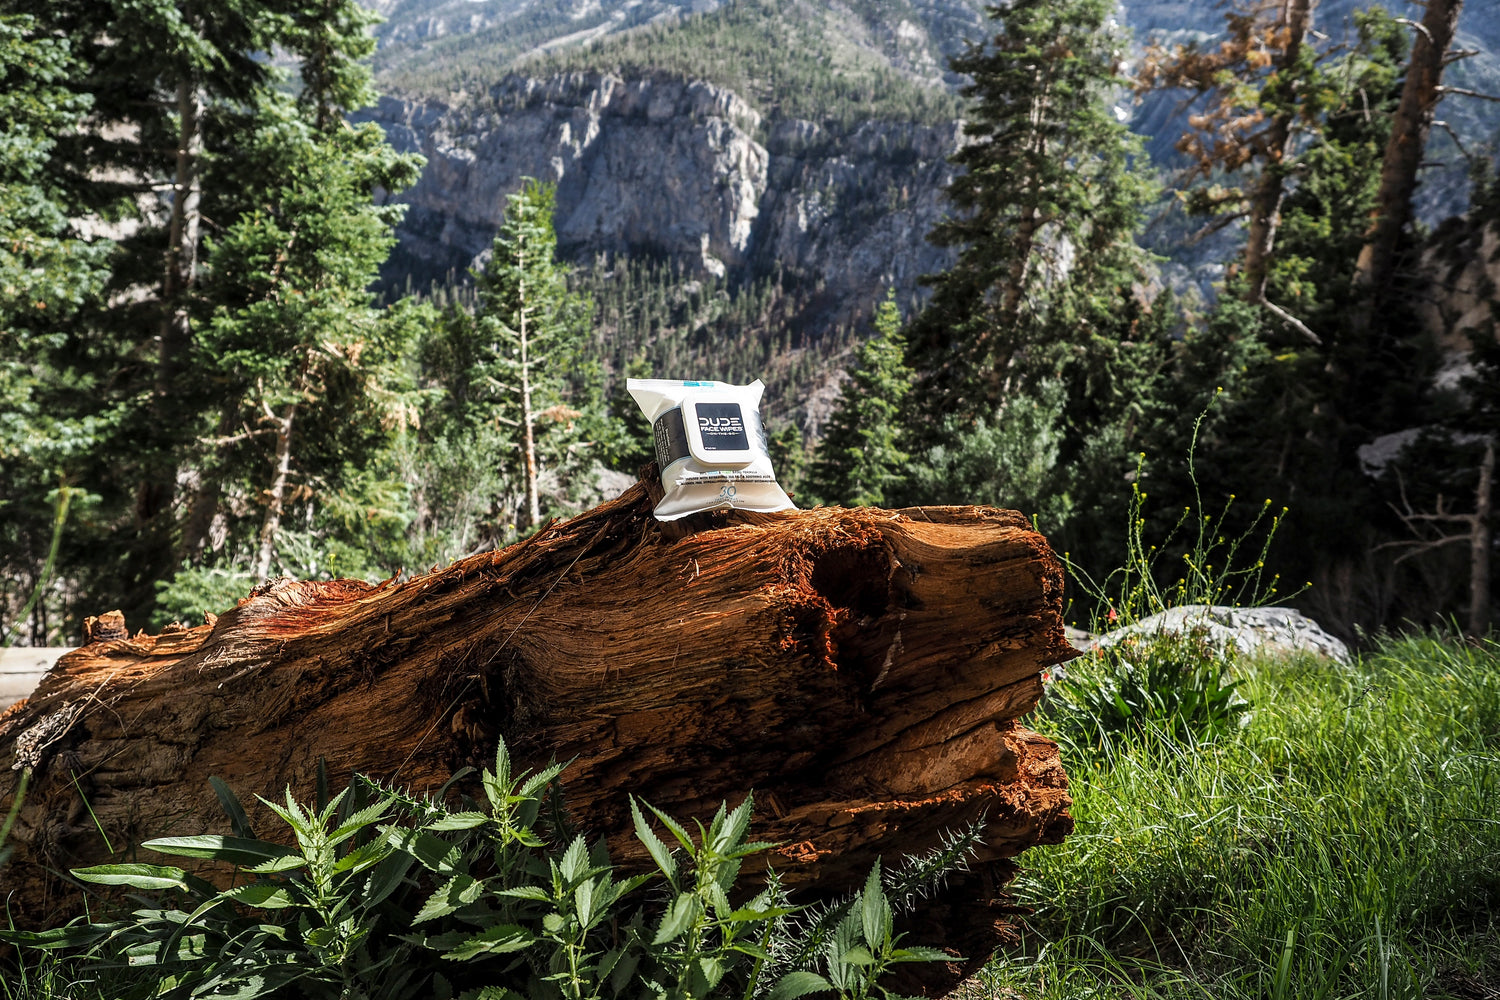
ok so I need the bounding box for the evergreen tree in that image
[767,422,809,501]
[0,16,112,640]
[8,0,307,616]
[599,351,656,474]
[192,103,425,582]
[1138,0,1335,341]
[899,0,1166,548]
[163,0,427,593]
[906,0,1153,416]
[462,180,596,532]
[808,292,914,507]
[1132,10,1452,630]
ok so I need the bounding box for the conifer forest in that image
[3,0,1500,645]
[10,3,1500,999]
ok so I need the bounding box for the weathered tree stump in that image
[0,479,1075,973]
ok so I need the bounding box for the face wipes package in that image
[627,378,797,521]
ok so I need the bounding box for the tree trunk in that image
[1243,0,1311,306]
[0,479,1076,975]
[520,296,541,531]
[999,65,1052,333]
[1351,0,1464,299]
[126,82,204,613]
[252,404,297,580]
[158,81,204,406]
[179,407,237,563]
[1471,438,1493,636]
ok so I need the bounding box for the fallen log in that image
[0,478,1075,974]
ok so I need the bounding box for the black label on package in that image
[695,403,749,451]
[653,407,690,468]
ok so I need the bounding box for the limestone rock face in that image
[361,72,959,322]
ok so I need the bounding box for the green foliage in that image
[572,255,858,431]
[0,14,111,642]
[2,484,74,647]
[898,0,1173,578]
[907,0,1154,414]
[1003,634,1500,999]
[2,0,327,622]
[807,292,914,508]
[1135,8,1452,630]
[7,742,959,1000]
[1069,447,1287,631]
[899,381,1072,530]
[152,567,258,628]
[767,423,809,501]
[761,862,952,1000]
[0,0,440,632]
[15,780,421,1000]
[189,91,426,579]
[1046,412,1290,750]
[428,179,602,533]
[1048,627,1252,750]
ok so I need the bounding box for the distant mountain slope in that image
[367,0,990,93]
[366,0,1500,274]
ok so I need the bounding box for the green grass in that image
[984,633,1500,1000]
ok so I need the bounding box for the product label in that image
[652,407,690,469]
[694,403,749,451]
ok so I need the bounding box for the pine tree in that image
[905,0,1153,417]
[8,0,303,614]
[0,15,112,640]
[808,292,914,507]
[188,1,426,583]
[1137,0,1334,340]
[466,179,596,531]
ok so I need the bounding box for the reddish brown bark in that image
[0,480,1075,969]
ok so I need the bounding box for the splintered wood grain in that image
[0,480,1076,953]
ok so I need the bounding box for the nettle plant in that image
[6,742,964,1000]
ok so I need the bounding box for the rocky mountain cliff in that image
[365,71,959,330]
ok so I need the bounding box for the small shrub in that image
[1048,626,1251,751]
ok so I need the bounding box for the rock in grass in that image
[1087,606,1351,665]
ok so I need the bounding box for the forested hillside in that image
[3,0,1500,649]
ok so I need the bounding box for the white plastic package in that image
[627,378,797,521]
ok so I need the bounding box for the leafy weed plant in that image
[1054,408,1287,747]
[1048,627,1251,752]
[4,741,962,1000]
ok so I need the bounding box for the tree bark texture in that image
[0,480,1076,966]
[1352,0,1464,297]
[1243,0,1311,307]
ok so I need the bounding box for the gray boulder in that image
[1085,605,1351,665]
